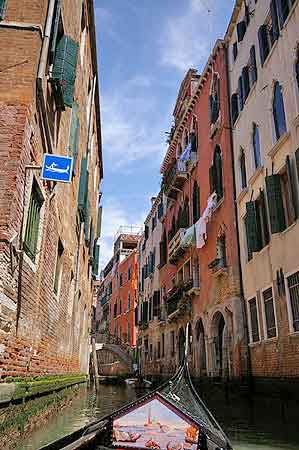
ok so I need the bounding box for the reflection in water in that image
[17,384,299,450]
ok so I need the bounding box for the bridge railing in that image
[94,332,136,359]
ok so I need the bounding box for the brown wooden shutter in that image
[266,175,286,233]
[286,155,298,221]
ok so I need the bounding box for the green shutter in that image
[89,221,94,255]
[84,200,90,241]
[96,206,102,238]
[296,148,299,183]
[93,243,100,276]
[49,0,61,63]
[286,155,297,221]
[266,175,286,233]
[0,0,7,19]
[78,157,89,221]
[52,35,79,108]
[245,202,261,253]
[69,102,80,175]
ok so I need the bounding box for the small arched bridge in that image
[92,333,135,377]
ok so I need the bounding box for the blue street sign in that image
[41,154,73,183]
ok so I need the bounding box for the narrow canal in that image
[17,383,299,450]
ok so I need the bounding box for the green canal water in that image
[17,383,299,450]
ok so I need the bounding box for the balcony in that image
[162,160,188,200]
[185,278,200,296]
[208,257,228,277]
[168,228,187,264]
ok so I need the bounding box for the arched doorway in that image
[211,312,229,378]
[196,319,206,376]
[178,327,185,365]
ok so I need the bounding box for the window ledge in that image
[23,252,37,273]
[263,336,278,344]
[268,131,290,159]
[263,40,278,69]
[282,0,299,30]
[248,166,264,186]
[236,187,249,204]
[289,331,299,338]
[249,341,261,348]
[281,220,298,236]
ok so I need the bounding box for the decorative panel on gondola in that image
[112,394,200,450]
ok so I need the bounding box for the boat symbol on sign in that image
[45,162,70,174]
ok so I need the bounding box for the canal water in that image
[17,383,299,450]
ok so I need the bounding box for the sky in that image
[95,0,235,270]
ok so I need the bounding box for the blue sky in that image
[95,0,235,269]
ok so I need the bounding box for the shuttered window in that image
[242,66,250,102]
[92,243,100,277]
[231,93,239,125]
[233,42,238,61]
[78,156,89,221]
[249,298,260,342]
[213,146,223,201]
[52,35,79,108]
[238,76,244,111]
[263,288,277,338]
[249,46,258,84]
[245,201,261,254]
[83,199,90,241]
[256,191,270,248]
[253,123,262,169]
[286,155,297,222]
[158,201,163,219]
[237,20,246,42]
[69,102,80,175]
[209,164,216,195]
[287,271,299,332]
[24,181,44,262]
[96,206,102,238]
[277,0,290,29]
[0,0,7,19]
[258,25,270,66]
[273,82,287,140]
[266,175,286,233]
[239,148,247,189]
[49,0,62,63]
[193,182,200,224]
[270,0,280,41]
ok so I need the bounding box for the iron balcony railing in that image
[162,160,188,199]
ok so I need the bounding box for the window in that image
[242,66,250,102]
[233,42,238,61]
[24,180,44,262]
[253,123,262,169]
[183,129,189,149]
[216,235,227,268]
[0,0,7,19]
[128,266,132,280]
[210,146,223,201]
[128,294,131,310]
[157,341,161,359]
[192,182,200,224]
[209,73,220,125]
[53,239,64,295]
[239,148,247,190]
[266,158,297,234]
[273,82,287,141]
[190,117,198,153]
[287,271,299,332]
[231,93,239,125]
[119,273,123,287]
[258,24,270,66]
[245,192,269,259]
[295,46,299,92]
[263,287,277,338]
[237,20,246,42]
[249,46,258,86]
[277,0,291,28]
[80,1,87,64]
[159,230,167,267]
[171,330,175,357]
[152,214,157,231]
[238,76,244,111]
[119,300,122,315]
[249,298,260,342]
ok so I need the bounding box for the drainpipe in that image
[36,0,56,154]
[224,45,253,387]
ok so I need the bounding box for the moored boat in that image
[39,326,233,450]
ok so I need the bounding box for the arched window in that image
[213,146,223,200]
[239,148,247,189]
[177,143,182,156]
[253,123,261,169]
[273,81,287,140]
[216,235,227,267]
[192,182,200,224]
[190,117,198,153]
[184,129,189,148]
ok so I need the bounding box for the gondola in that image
[39,326,233,450]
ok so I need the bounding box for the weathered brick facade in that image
[0,0,103,379]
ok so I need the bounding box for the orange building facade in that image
[138,42,248,379]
